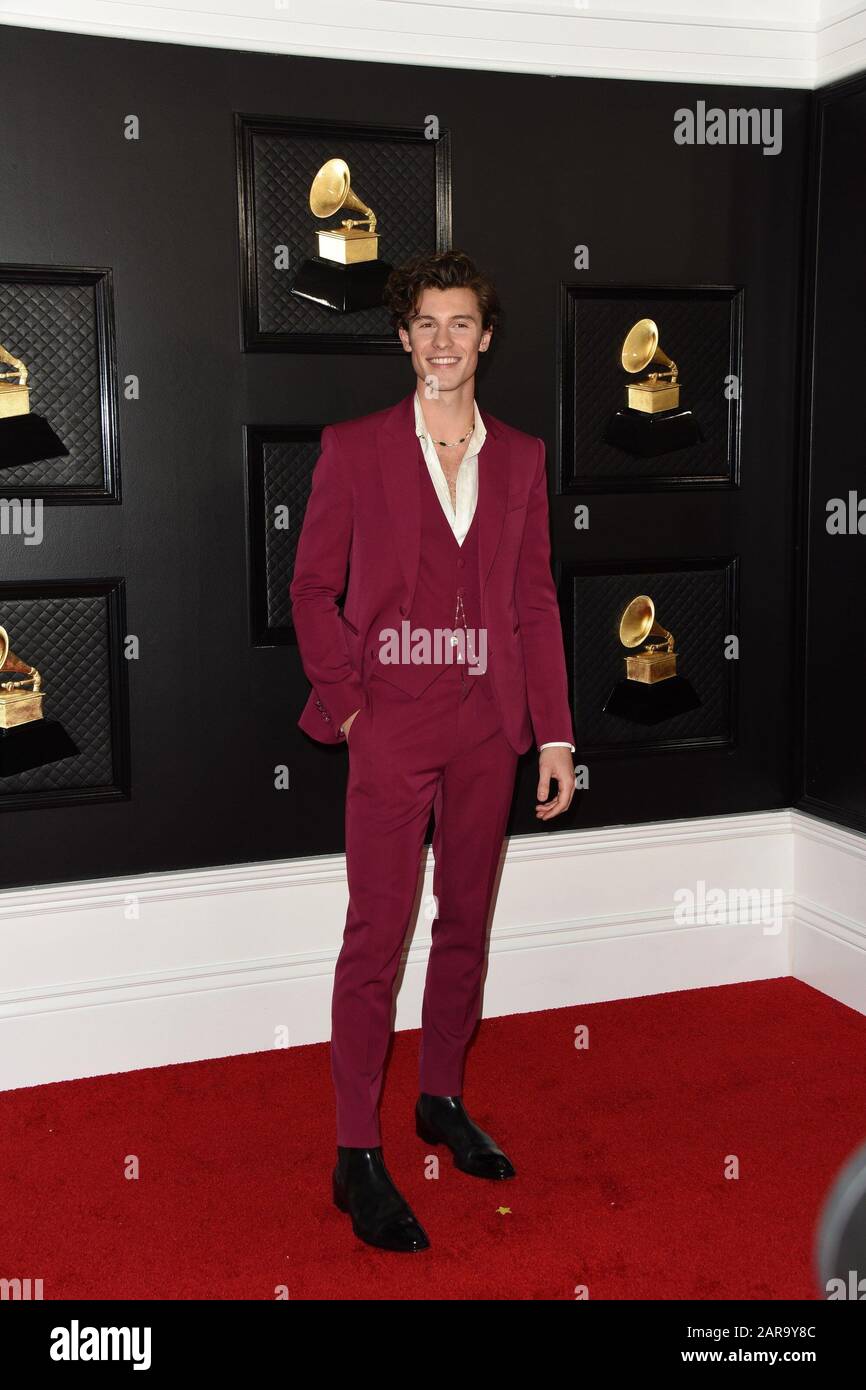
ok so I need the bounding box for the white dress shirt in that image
[413,392,575,755]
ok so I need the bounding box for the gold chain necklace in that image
[429,420,474,448]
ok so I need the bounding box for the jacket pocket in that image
[346,699,369,747]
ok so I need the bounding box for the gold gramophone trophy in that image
[0,622,79,775]
[0,341,69,469]
[0,625,45,727]
[619,595,677,683]
[289,158,393,314]
[0,344,30,418]
[602,593,701,724]
[604,318,702,457]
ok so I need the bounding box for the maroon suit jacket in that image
[289,389,575,756]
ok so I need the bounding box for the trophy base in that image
[0,413,70,469]
[603,675,701,725]
[0,690,45,728]
[289,257,393,314]
[0,717,79,776]
[605,408,703,458]
[624,651,677,683]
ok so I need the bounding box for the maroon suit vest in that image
[372,452,490,699]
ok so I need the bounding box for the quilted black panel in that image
[0,592,117,798]
[262,437,319,632]
[560,287,742,489]
[246,428,321,643]
[564,561,737,753]
[0,268,117,495]
[239,117,447,345]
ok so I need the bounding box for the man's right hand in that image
[341,708,361,738]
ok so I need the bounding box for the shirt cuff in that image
[539,741,576,753]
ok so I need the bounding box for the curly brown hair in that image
[383,250,500,335]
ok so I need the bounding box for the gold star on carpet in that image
[496,1206,512,1216]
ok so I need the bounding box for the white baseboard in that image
[0,3,823,89]
[791,809,866,1014]
[0,807,862,1092]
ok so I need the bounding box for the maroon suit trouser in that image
[331,660,520,1147]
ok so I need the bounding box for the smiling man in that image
[290,249,576,1253]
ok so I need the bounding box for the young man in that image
[290,250,576,1253]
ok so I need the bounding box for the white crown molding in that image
[792,807,866,861]
[0,809,794,925]
[0,1,863,89]
[816,2,866,85]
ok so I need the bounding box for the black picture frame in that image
[559,555,740,757]
[0,578,130,811]
[235,113,452,353]
[792,68,866,838]
[557,284,743,493]
[244,423,325,646]
[0,264,121,503]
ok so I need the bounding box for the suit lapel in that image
[476,401,510,593]
[378,392,421,610]
[376,389,510,612]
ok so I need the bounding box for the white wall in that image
[2,807,861,1093]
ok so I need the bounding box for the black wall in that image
[797,72,866,836]
[0,24,811,888]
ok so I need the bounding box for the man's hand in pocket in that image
[341,708,361,738]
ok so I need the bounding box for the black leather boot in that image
[415,1093,516,1179]
[332,1146,430,1252]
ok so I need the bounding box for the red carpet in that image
[1,977,863,1300]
